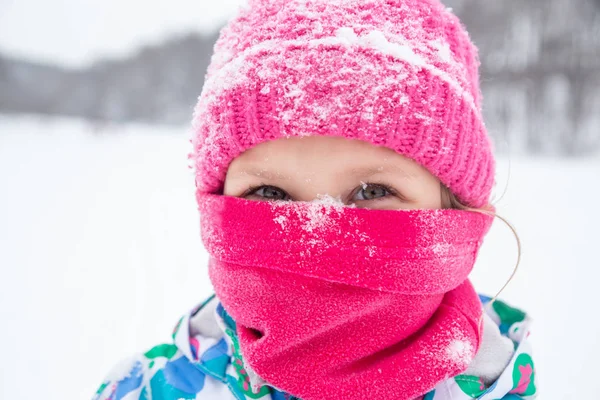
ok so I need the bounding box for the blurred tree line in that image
[1,0,599,155]
[0,33,217,127]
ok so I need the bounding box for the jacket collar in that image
[172,294,537,400]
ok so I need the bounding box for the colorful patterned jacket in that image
[93,295,537,400]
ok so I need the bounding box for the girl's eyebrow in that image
[229,167,292,181]
[229,165,415,180]
[348,166,414,179]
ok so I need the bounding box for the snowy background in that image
[1,1,599,399]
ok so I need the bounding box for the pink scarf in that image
[197,193,493,400]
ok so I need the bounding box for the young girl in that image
[94,0,537,399]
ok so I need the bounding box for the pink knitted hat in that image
[191,0,495,207]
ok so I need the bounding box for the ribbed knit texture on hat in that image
[191,0,495,208]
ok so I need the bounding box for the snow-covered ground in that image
[0,115,598,399]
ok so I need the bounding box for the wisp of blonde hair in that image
[441,184,521,316]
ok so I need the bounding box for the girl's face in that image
[224,136,443,210]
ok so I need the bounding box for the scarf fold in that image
[197,193,493,400]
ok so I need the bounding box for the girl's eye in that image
[246,185,291,201]
[353,183,393,201]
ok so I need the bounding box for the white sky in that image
[0,0,247,67]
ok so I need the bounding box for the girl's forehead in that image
[226,136,432,180]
